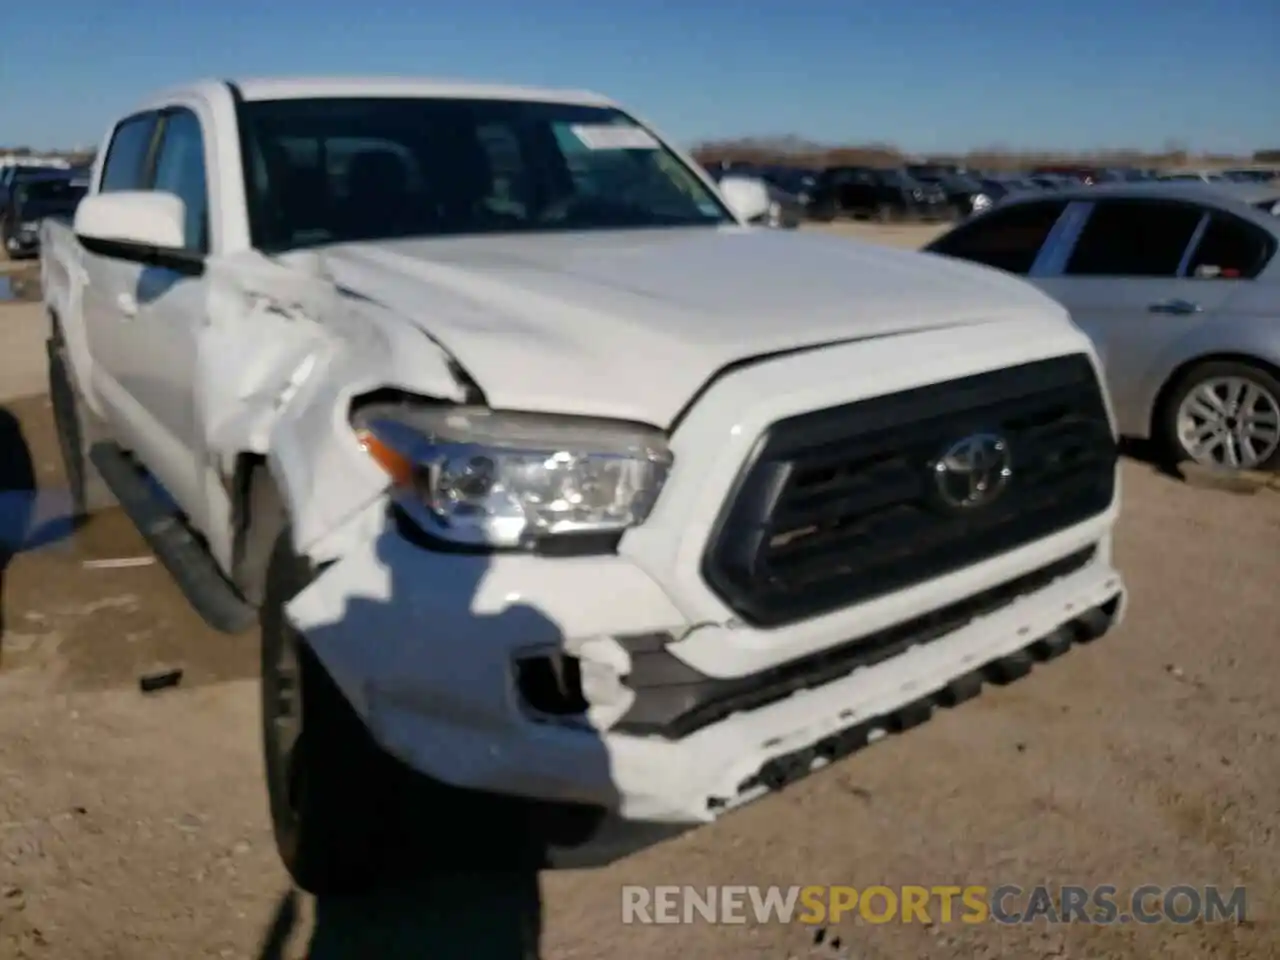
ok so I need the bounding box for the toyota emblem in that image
[933,433,1013,508]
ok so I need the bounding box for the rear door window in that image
[1064,200,1203,277]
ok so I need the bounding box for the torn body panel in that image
[283,508,692,815]
[194,251,471,565]
[254,272,1127,825]
[284,504,1127,823]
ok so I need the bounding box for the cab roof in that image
[141,76,616,110]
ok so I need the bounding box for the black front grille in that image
[702,354,1117,628]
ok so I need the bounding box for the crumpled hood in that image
[306,227,1065,427]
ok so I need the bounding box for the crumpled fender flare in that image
[196,252,472,564]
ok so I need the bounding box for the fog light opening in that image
[514,652,590,718]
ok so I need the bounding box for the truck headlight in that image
[350,403,672,548]
[971,193,991,212]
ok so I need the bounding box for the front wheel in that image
[1161,361,1280,473]
[260,528,404,894]
[259,528,541,894]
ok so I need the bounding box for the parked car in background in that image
[904,162,968,181]
[1031,166,1112,185]
[0,161,67,211]
[994,175,1048,195]
[1,169,87,258]
[1158,169,1228,184]
[1096,167,1152,182]
[978,176,1052,203]
[1220,168,1278,184]
[700,159,757,179]
[923,182,1280,473]
[809,166,952,221]
[909,169,995,217]
[1029,173,1073,190]
[756,165,818,208]
[977,178,1012,203]
[703,166,805,228]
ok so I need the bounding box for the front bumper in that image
[286,321,1125,826]
[289,519,1125,825]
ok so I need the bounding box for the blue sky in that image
[2,0,1276,153]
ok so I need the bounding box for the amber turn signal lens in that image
[355,428,416,487]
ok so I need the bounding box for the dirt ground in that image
[1,225,1278,960]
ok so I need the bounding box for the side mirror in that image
[74,191,202,273]
[718,175,773,224]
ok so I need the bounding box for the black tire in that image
[260,528,402,894]
[1159,360,1280,473]
[47,325,115,519]
[259,528,539,894]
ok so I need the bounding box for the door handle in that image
[116,292,138,319]
[1148,299,1202,315]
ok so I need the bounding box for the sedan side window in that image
[924,200,1068,275]
[1064,200,1202,277]
[1185,214,1275,280]
[148,109,210,252]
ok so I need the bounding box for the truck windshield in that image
[237,96,734,252]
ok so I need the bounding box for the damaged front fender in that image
[195,251,474,562]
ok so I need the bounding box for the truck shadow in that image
[0,406,34,645]
[254,520,622,959]
[0,405,72,648]
[0,393,266,689]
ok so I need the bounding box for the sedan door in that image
[1032,198,1249,436]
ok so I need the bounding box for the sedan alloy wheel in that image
[1174,373,1280,471]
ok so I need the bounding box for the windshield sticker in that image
[570,124,659,150]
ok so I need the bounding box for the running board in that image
[88,442,257,634]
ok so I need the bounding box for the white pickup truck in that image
[41,77,1127,894]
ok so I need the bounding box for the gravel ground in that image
[1,224,1277,959]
